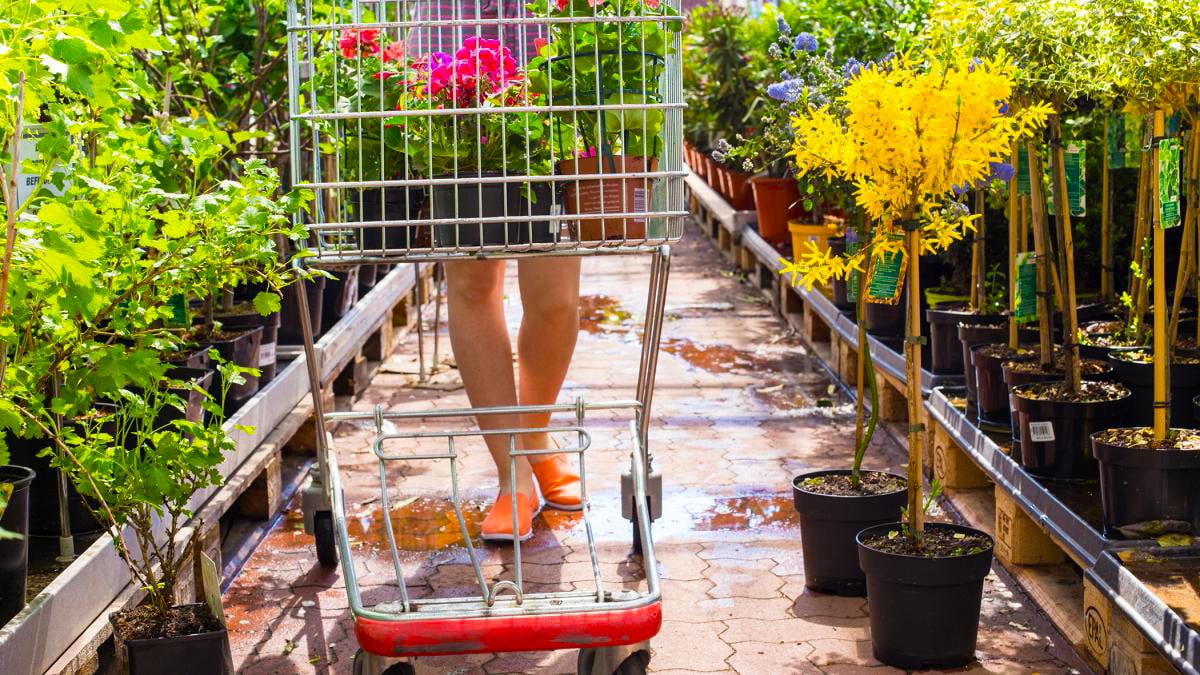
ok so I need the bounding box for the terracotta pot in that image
[558,155,658,242]
[689,146,707,178]
[703,155,722,191]
[751,177,800,245]
[726,170,755,210]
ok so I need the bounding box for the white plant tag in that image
[1028,421,1055,443]
[258,341,277,367]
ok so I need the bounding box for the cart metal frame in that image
[285,0,683,670]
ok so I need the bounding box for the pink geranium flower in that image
[410,37,522,105]
[339,29,380,58]
[382,41,405,63]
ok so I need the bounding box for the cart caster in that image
[352,650,414,675]
[314,510,338,569]
[577,646,650,675]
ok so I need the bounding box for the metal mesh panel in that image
[287,0,686,265]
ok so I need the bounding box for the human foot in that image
[531,453,582,511]
[480,492,539,543]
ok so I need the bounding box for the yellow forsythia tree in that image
[781,51,1050,542]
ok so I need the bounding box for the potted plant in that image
[0,464,34,627]
[784,51,1049,667]
[528,0,678,242]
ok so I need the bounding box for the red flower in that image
[339,29,380,58]
[382,41,406,63]
[534,37,549,55]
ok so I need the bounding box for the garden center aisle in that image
[223,222,1088,674]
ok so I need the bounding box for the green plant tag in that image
[166,294,189,327]
[1159,137,1182,229]
[1065,143,1086,217]
[1124,113,1144,156]
[1016,147,1032,195]
[865,250,905,305]
[1014,252,1037,324]
[1107,113,1124,169]
[845,237,860,303]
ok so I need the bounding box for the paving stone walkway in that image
[225,223,1089,674]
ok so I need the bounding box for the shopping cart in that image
[285,0,684,670]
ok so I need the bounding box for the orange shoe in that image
[480,492,539,543]
[531,454,583,511]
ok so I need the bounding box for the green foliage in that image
[683,3,753,148]
[773,0,931,63]
[527,0,679,157]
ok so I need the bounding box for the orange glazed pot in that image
[726,170,755,210]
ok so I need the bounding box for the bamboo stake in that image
[1101,116,1113,302]
[1049,116,1081,393]
[904,221,925,540]
[1026,141,1055,369]
[971,190,985,310]
[1132,148,1153,329]
[1152,110,1168,441]
[1008,145,1020,349]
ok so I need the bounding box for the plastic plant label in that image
[200,553,227,628]
[1028,421,1055,443]
[865,250,905,306]
[1159,138,1182,229]
[1014,252,1038,324]
[1016,147,1032,195]
[845,236,860,303]
[1065,143,1086,217]
[1107,113,1124,170]
[166,294,189,328]
[14,125,68,209]
[1124,113,1144,156]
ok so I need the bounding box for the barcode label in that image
[258,341,277,367]
[1028,421,1055,443]
[632,188,646,213]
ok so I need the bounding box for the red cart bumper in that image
[355,601,663,657]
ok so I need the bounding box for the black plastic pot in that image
[928,308,999,376]
[971,344,1035,427]
[865,286,905,338]
[958,324,1038,405]
[1079,341,1141,362]
[828,237,853,312]
[321,267,361,334]
[356,188,429,291]
[279,276,326,346]
[790,469,907,596]
[430,179,557,248]
[1111,356,1200,428]
[857,522,994,669]
[218,311,281,385]
[0,465,35,627]
[163,367,216,426]
[1093,430,1200,539]
[1011,382,1130,480]
[8,436,100,537]
[196,327,264,412]
[112,605,233,675]
[1002,360,1116,452]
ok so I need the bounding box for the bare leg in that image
[445,260,535,497]
[516,257,582,459]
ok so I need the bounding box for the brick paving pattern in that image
[225,223,1088,673]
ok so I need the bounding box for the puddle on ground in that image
[661,339,773,374]
[691,493,800,531]
[579,295,633,334]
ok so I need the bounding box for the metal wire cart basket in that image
[285,0,684,670]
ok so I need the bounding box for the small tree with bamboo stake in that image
[782,50,1049,542]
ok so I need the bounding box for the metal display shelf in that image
[925,386,1108,565]
[0,263,431,675]
[1088,549,1200,675]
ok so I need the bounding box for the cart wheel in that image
[577,647,650,675]
[631,509,643,556]
[314,510,338,569]
[381,663,415,675]
[352,649,368,675]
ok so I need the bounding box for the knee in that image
[448,265,503,305]
[524,289,580,325]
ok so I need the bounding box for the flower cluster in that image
[780,52,1053,289]
[409,37,521,105]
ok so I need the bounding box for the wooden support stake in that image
[1102,117,1114,302]
[1008,144,1021,349]
[1026,143,1056,369]
[904,225,925,536]
[1152,110,1168,440]
[1049,116,1082,392]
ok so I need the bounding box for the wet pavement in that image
[225,224,1089,673]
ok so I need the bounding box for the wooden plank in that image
[995,485,1068,566]
[878,375,908,423]
[932,419,991,489]
[236,449,282,520]
[802,300,832,344]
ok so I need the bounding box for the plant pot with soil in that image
[111,603,233,675]
[857,523,994,669]
[194,326,264,413]
[1002,357,1114,453]
[1011,380,1131,480]
[279,274,326,345]
[1092,427,1200,539]
[321,266,360,334]
[957,322,1037,405]
[215,303,281,386]
[429,177,558,248]
[0,465,35,627]
[971,343,1040,427]
[791,470,906,596]
[1110,351,1200,428]
[927,305,999,376]
[725,169,755,210]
